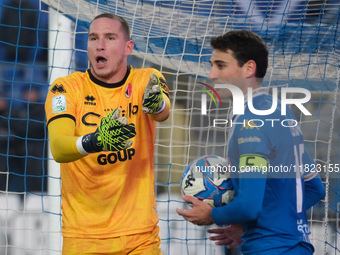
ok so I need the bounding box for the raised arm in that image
[142,73,170,122]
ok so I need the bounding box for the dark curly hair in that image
[211,30,268,79]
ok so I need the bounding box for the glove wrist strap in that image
[154,99,166,114]
[78,133,101,153]
[76,136,89,155]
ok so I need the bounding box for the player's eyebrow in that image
[88,32,118,37]
[210,60,227,65]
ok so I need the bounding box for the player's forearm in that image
[212,176,266,226]
[48,109,136,163]
[149,94,170,122]
[48,118,85,163]
[304,174,325,210]
[50,136,85,163]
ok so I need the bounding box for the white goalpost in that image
[47,8,75,255]
[0,0,339,255]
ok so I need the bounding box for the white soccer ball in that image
[180,155,234,207]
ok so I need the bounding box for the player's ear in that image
[125,40,134,56]
[243,60,256,78]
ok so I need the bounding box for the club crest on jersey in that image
[125,83,132,98]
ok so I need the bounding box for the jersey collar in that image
[87,66,131,88]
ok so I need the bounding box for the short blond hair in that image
[90,13,130,40]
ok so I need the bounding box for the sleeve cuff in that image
[76,136,90,156]
[211,207,226,226]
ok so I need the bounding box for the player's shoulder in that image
[49,71,88,93]
[61,70,88,84]
[130,66,164,78]
[52,70,87,84]
[129,66,169,94]
[244,93,281,118]
[251,93,275,109]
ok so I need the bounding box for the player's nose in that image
[208,68,218,80]
[96,38,106,51]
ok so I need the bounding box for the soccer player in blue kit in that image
[177,30,325,254]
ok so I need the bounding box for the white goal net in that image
[0,0,339,254]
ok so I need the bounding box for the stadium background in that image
[0,0,339,254]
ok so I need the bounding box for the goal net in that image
[0,0,339,254]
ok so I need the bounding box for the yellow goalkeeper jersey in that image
[45,66,169,238]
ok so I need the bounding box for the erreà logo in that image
[84,95,96,106]
[199,82,222,115]
[50,84,66,94]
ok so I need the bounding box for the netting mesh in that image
[0,0,339,254]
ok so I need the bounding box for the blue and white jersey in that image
[211,89,315,255]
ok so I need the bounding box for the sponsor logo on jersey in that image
[84,95,96,106]
[97,148,135,165]
[125,83,132,98]
[82,112,100,126]
[82,103,139,126]
[238,136,262,144]
[103,103,139,118]
[50,84,66,94]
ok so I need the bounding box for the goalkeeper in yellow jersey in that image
[45,13,170,255]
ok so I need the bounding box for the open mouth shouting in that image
[95,56,107,68]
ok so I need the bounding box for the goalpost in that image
[0,0,339,255]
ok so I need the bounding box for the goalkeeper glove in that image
[80,108,136,153]
[142,73,165,114]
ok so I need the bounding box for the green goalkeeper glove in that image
[81,108,136,153]
[142,73,165,114]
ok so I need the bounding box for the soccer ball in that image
[180,155,234,207]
